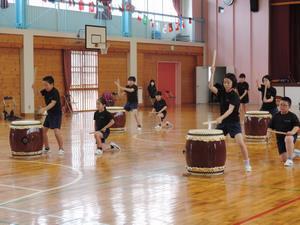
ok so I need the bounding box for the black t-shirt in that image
[153,99,167,113]
[258,85,277,111]
[40,87,62,115]
[269,111,300,138]
[94,109,113,131]
[148,85,157,98]
[125,84,138,104]
[237,82,249,98]
[215,86,240,123]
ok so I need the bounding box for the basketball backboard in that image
[85,25,107,50]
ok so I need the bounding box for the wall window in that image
[27,0,122,16]
[26,0,178,21]
[132,0,177,22]
[70,51,99,112]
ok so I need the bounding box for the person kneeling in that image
[94,97,121,155]
[269,97,300,167]
[151,91,173,130]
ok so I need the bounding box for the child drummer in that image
[151,91,173,130]
[208,67,252,172]
[268,97,300,167]
[94,97,121,155]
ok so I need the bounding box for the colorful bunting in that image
[143,15,148,25]
[168,23,173,32]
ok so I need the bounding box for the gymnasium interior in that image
[1,0,300,224]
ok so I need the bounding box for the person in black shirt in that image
[147,79,157,105]
[115,76,142,130]
[209,68,252,172]
[151,91,172,130]
[268,97,300,167]
[39,76,64,155]
[94,97,120,155]
[256,75,278,116]
[237,73,249,113]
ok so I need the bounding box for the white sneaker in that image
[137,125,142,131]
[284,159,294,167]
[95,149,103,155]
[110,142,121,151]
[244,164,252,172]
[58,149,64,155]
[155,125,162,130]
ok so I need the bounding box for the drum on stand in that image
[244,111,271,141]
[107,107,126,132]
[185,129,226,176]
[9,120,43,157]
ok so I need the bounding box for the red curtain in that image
[62,50,72,112]
[172,0,181,15]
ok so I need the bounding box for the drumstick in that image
[212,49,217,67]
[203,120,217,125]
[116,78,121,96]
[263,82,267,102]
[89,131,96,135]
[268,130,287,135]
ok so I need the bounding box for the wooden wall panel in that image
[0,34,23,48]
[0,48,21,115]
[34,36,130,53]
[34,49,65,110]
[99,52,128,106]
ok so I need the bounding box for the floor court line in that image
[0,206,63,219]
[0,160,83,207]
[233,195,300,225]
[0,184,41,192]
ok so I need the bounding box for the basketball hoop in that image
[100,43,110,55]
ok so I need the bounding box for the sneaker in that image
[284,159,294,167]
[110,142,121,151]
[137,125,142,131]
[155,125,162,130]
[244,164,252,172]
[58,149,64,155]
[95,149,103,155]
[43,147,51,153]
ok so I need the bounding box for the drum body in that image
[244,111,271,140]
[107,107,126,131]
[9,120,43,156]
[185,129,226,176]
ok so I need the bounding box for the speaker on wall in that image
[250,0,259,12]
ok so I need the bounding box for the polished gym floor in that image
[0,104,299,225]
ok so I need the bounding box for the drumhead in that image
[246,111,270,115]
[107,106,126,112]
[186,129,225,142]
[187,129,224,136]
[11,120,42,126]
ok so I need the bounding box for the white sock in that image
[244,159,250,166]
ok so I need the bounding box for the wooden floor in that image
[0,104,300,225]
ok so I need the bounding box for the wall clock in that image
[223,0,234,6]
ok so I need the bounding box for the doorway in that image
[157,62,181,106]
